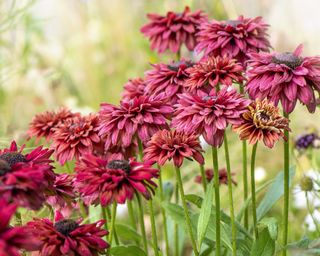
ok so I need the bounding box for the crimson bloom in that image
[184,55,244,93]
[0,141,55,210]
[195,16,270,64]
[122,77,146,101]
[98,94,172,149]
[144,60,193,104]
[27,214,108,256]
[141,6,207,53]
[172,87,250,147]
[52,114,100,165]
[0,199,39,256]
[75,155,159,206]
[246,44,320,113]
[194,168,237,186]
[28,108,79,143]
[143,129,204,167]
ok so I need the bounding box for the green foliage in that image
[250,228,275,256]
[109,245,146,256]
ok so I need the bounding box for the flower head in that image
[246,44,320,113]
[0,199,40,256]
[195,16,270,64]
[295,133,320,151]
[52,114,100,165]
[27,215,108,256]
[28,108,79,143]
[122,78,146,101]
[194,168,237,186]
[233,99,290,148]
[184,55,244,93]
[144,129,204,167]
[0,141,55,210]
[141,6,207,53]
[172,87,250,147]
[144,60,193,103]
[75,155,159,206]
[98,94,172,149]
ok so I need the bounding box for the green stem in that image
[282,111,290,256]
[174,181,179,256]
[127,200,137,230]
[149,199,160,256]
[212,146,221,255]
[305,192,320,235]
[101,206,109,239]
[158,165,170,256]
[174,166,199,256]
[15,211,22,226]
[251,143,259,239]
[176,49,181,61]
[199,164,207,192]
[137,193,148,253]
[137,139,144,161]
[224,133,237,255]
[109,201,119,245]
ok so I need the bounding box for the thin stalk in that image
[158,165,170,256]
[223,133,237,255]
[137,138,144,161]
[174,166,199,256]
[251,143,259,239]
[239,83,249,230]
[305,192,320,235]
[174,181,179,256]
[176,49,181,61]
[212,146,221,256]
[101,206,109,239]
[282,111,290,256]
[199,164,207,192]
[127,200,137,230]
[149,199,160,256]
[137,193,148,253]
[109,201,119,245]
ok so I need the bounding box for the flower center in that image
[272,53,303,69]
[168,61,193,71]
[257,111,270,122]
[107,160,131,173]
[0,160,11,176]
[0,152,27,167]
[54,219,79,236]
[225,20,242,27]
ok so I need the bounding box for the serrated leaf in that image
[115,223,142,243]
[259,218,278,240]
[250,228,275,256]
[197,181,214,249]
[257,166,296,221]
[109,245,146,256]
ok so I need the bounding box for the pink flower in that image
[195,16,270,64]
[75,155,159,206]
[141,6,207,53]
[172,87,250,147]
[144,60,193,103]
[246,44,320,113]
[98,94,172,149]
[122,77,146,101]
[144,129,204,167]
[194,168,237,186]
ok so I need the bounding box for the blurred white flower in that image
[305,210,320,231]
[199,135,209,150]
[64,96,95,115]
[255,166,266,182]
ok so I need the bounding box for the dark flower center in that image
[225,20,242,27]
[168,61,193,71]
[257,111,270,122]
[107,160,131,173]
[0,160,11,176]
[54,219,79,236]
[272,53,303,69]
[0,152,27,167]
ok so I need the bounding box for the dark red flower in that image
[143,129,204,167]
[194,168,237,186]
[75,155,159,206]
[184,55,244,93]
[195,16,270,64]
[98,94,172,149]
[46,174,76,210]
[246,44,320,113]
[122,78,146,101]
[0,141,55,210]
[52,114,100,165]
[28,108,79,143]
[141,6,207,53]
[0,199,40,256]
[27,215,108,256]
[172,87,250,147]
[144,60,193,103]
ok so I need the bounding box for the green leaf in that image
[250,228,275,256]
[197,181,214,249]
[185,194,203,208]
[109,245,146,256]
[258,218,278,240]
[286,236,311,249]
[115,223,142,243]
[161,202,185,225]
[257,166,296,221]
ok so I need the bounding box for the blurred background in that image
[1,0,320,251]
